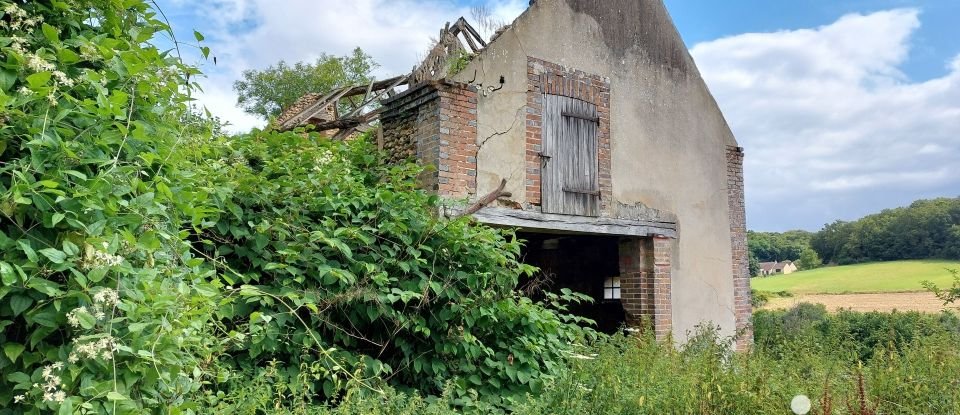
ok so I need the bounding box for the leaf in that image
[41,23,60,43]
[27,278,61,296]
[0,69,16,91]
[18,240,38,262]
[58,398,73,415]
[193,30,205,42]
[106,392,127,401]
[0,261,16,285]
[10,294,33,316]
[3,343,24,362]
[39,248,67,264]
[51,212,65,226]
[26,71,51,89]
[87,267,108,283]
[77,311,96,329]
[62,240,79,256]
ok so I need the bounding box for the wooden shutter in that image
[541,94,600,216]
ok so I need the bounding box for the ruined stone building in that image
[277,0,752,349]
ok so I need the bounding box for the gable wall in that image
[452,0,745,342]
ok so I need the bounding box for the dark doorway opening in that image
[517,232,626,334]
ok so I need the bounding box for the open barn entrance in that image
[517,232,626,334]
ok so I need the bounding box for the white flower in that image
[14,394,25,403]
[43,392,54,402]
[66,306,87,328]
[52,70,74,87]
[46,91,57,106]
[18,86,33,96]
[68,353,78,363]
[3,3,22,16]
[53,391,65,403]
[26,53,55,72]
[93,288,119,306]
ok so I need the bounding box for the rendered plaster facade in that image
[450,0,749,343]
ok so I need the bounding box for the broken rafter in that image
[277,74,409,132]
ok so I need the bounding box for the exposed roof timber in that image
[275,16,486,134]
[276,75,409,132]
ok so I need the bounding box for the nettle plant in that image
[0,1,221,414]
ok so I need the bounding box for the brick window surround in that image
[526,57,611,213]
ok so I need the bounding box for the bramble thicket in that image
[2,2,960,415]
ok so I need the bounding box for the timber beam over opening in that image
[472,207,677,238]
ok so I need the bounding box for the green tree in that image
[748,252,761,277]
[797,247,822,270]
[233,48,378,119]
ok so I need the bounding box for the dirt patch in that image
[763,292,951,313]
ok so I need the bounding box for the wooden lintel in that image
[472,207,678,238]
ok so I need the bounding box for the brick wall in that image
[526,57,612,213]
[619,236,673,340]
[380,81,478,198]
[727,145,753,350]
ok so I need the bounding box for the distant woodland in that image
[749,197,960,273]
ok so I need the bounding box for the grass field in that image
[751,259,960,294]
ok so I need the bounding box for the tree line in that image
[810,197,960,265]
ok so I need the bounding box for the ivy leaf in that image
[3,343,24,362]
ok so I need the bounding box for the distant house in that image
[759,261,798,276]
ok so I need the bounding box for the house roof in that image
[760,261,794,272]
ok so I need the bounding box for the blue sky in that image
[154,0,960,232]
[665,0,960,81]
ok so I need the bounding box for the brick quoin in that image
[618,236,673,340]
[381,81,478,198]
[526,57,611,214]
[727,145,753,350]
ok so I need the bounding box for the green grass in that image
[751,259,960,294]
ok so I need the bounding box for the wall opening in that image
[517,232,626,334]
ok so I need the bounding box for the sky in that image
[153,0,960,232]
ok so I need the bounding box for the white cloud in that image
[173,0,525,133]
[691,9,960,230]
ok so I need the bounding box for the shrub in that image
[187,131,596,407]
[0,1,222,413]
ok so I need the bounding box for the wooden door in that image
[541,94,600,216]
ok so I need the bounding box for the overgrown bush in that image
[0,1,222,413]
[184,130,596,408]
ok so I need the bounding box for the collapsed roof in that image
[275,17,488,138]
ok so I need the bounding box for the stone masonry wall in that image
[727,145,752,350]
